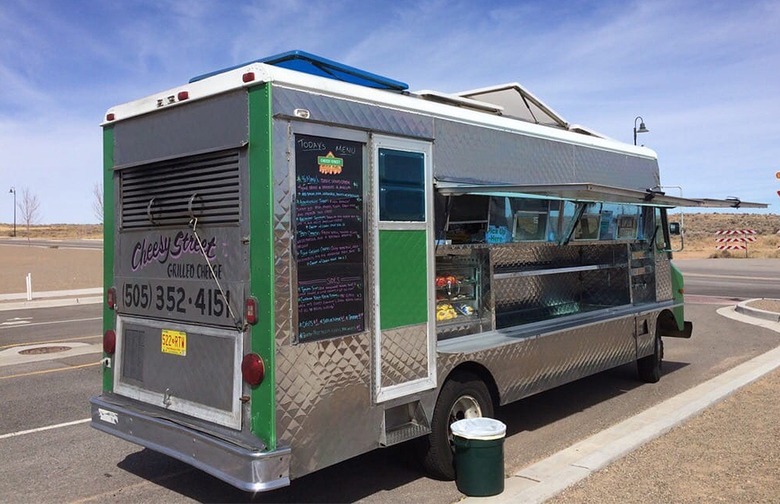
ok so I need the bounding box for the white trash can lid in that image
[451,418,506,440]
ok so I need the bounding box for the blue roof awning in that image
[190,50,409,91]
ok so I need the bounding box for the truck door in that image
[372,136,436,402]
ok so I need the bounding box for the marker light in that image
[103,330,116,355]
[177,91,189,101]
[106,113,115,121]
[245,297,258,325]
[242,72,256,83]
[241,353,265,386]
[107,287,117,310]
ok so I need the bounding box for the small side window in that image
[574,203,601,240]
[378,149,425,221]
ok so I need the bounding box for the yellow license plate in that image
[161,329,187,356]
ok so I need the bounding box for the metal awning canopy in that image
[435,181,767,208]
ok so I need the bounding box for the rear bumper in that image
[90,395,290,492]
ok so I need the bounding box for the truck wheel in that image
[637,333,664,383]
[421,372,494,480]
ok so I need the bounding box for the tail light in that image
[241,353,265,386]
[245,297,258,325]
[106,287,116,309]
[103,330,116,355]
[242,72,255,83]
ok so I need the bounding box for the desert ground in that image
[667,212,780,259]
[0,244,101,294]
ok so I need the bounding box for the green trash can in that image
[451,417,507,497]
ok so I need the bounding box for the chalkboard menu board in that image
[295,135,365,341]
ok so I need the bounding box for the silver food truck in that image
[90,50,763,491]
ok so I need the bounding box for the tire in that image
[421,372,494,480]
[637,332,664,383]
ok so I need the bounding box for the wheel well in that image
[657,309,677,336]
[443,362,500,409]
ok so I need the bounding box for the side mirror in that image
[669,222,681,235]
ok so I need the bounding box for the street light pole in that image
[633,116,649,145]
[8,187,15,237]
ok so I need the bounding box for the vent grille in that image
[121,150,240,229]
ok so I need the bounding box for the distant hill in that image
[0,223,102,240]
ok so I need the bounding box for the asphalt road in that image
[0,259,779,503]
[674,258,780,299]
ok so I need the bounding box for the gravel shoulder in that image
[548,366,780,504]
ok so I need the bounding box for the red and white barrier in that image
[714,230,759,256]
[715,236,757,243]
[714,229,757,235]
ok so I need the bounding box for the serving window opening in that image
[434,191,670,336]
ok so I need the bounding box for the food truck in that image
[90,51,764,490]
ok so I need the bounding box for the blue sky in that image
[1,0,778,224]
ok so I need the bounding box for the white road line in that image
[0,418,90,441]
[683,272,779,281]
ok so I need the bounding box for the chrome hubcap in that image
[447,395,482,445]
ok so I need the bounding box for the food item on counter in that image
[454,303,474,316]
[436,303,458,321]
[435,275,459,289]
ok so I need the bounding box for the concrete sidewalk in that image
[0,287,102,311]
[465,300,780,503]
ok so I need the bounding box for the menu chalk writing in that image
[295,135,365,341]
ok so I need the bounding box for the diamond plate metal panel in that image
[271,119,381,479]
[635,314,658,358]
[491,242,581,269]
[273,121,295,346]
[492,243,632,326]
[380,324,428,387]
[275,336,377,477]
[438,314,647,406]
[274,87,433,139]
[629,243,655,304]
[494,272,582,319]
[581,268,631,306]
[655,253,673,301]
[433,119,659,189]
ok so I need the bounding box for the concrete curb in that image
[463,308,780,503]
[0,288,102,312]
[735,298,780,322]
[0,296,103,312]
[0,287,102,302]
